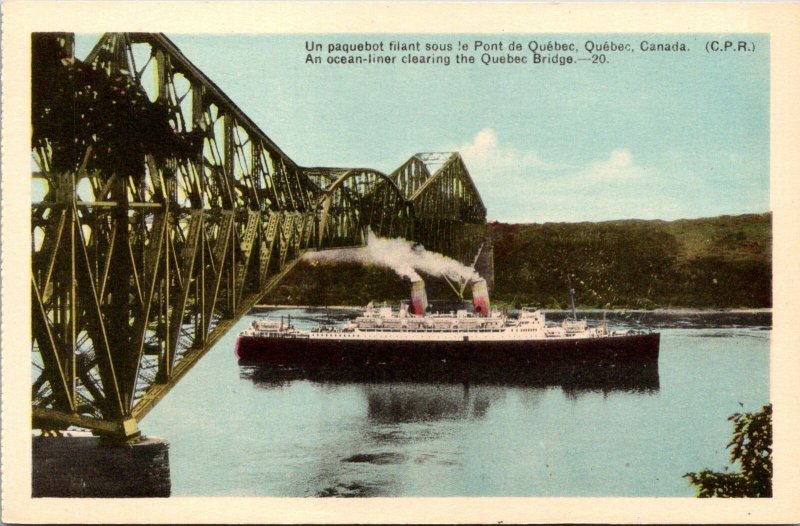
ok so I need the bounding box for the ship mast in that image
[569,285,577,321]
[443,244,486,300]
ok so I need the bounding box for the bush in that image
[684,404,772,497]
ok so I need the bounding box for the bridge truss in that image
[31,33,487,439]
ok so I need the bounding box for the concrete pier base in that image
[32,435,171,497]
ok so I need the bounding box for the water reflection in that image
[238,360,661,496]
[240,359,660,423]
[364,383,497,423]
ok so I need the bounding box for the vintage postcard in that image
[2,1,800,523]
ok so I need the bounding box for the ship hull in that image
[235,332,660,366]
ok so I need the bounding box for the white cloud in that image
[450,129,667,222]
[577,148,648,181]
[457,128,554,178]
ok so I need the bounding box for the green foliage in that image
[270,215,770,309]
[684,404,772,498]
[491,221,681,308]
[490,214,771,309]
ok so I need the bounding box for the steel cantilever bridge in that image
[31,33,488,440]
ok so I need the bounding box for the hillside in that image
[269,213,771,309]
[490,213,770,309]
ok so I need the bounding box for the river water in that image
[141,308,770,497]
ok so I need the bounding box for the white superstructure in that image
[238,304,632,343]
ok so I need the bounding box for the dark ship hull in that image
[235,331,660,367]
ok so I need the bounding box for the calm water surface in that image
[141,309,769,497]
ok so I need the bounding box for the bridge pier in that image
[32,435,171,497]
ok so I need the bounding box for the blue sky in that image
[75,34,770,223]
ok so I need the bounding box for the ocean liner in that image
[234,278,660,366]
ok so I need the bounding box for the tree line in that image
[272,213,771,309]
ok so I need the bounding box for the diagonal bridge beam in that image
[30,33,486,440]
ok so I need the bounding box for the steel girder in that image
[390,152,487,261]
[307,167,414,248]
[31,33,487,438]
[32,33,318,437]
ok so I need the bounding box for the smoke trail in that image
[303,230,480,283]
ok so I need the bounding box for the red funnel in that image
[410,279,428,315]
[471,278,490,317]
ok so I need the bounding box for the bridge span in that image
[31,33,489,440]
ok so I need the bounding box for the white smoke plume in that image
[303,230,480,283]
